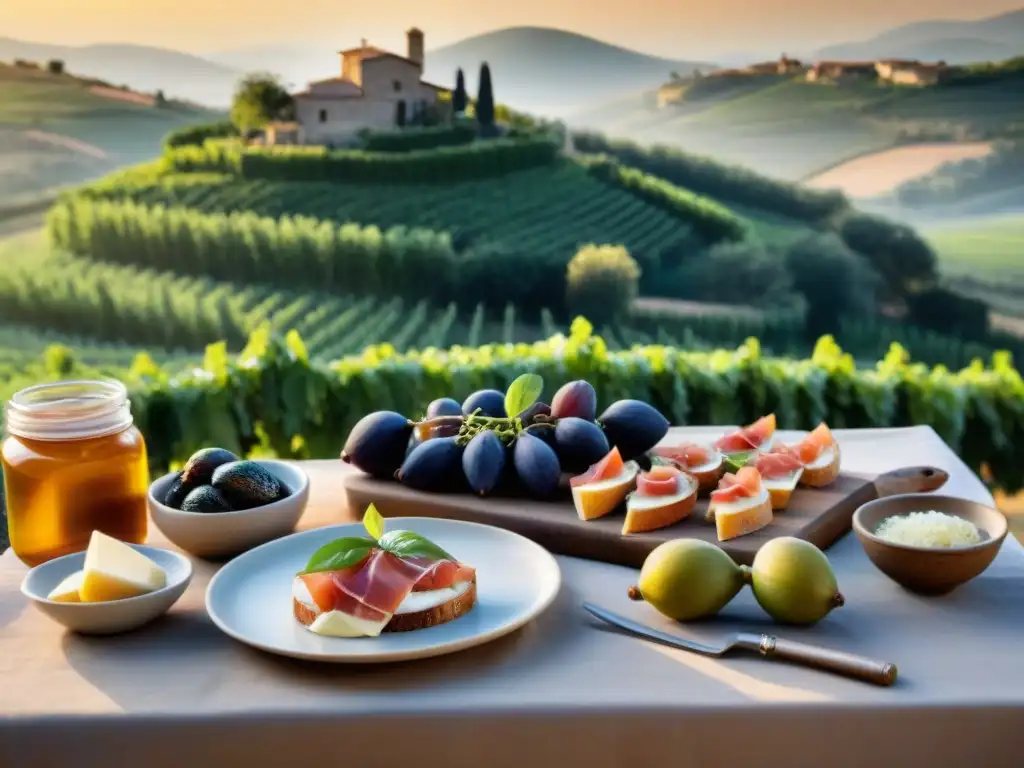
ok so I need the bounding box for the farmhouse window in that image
[319,109,327,123]
[393,80,402,92]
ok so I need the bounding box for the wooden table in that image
[1,426,1022,768]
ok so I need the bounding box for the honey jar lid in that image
[5,379,134,441]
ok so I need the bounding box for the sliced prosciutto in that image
[636,464,683,496]
[714,414,776,453]
[570,446,625,488]
[650,443,714,469]
[300,551,476,619]
[710,467,763,504]
[796,423,834,464]
[754,445,804,479]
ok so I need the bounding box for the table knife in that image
[582,602,898,687]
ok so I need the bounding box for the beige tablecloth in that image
[1,426,1022,768]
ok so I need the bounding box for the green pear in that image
[749,537,844,625]
[629,539,746,621]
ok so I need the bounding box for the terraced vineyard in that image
[73,161,701,262]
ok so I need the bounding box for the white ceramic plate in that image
[205,517,562,663]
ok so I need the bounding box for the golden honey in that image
[2,380,149,567]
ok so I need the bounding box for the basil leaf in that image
[300,537,375,574]
[504,373,543,419]
[379,530,454,562]
[363,502,385,541]
[724,453,752,473]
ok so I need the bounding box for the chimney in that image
[407,27,424,69]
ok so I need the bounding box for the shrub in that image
[47,59,65,75]
[566,245,641,324]
[906,288,990,340]
[362,124,476,152]
[784,232,880,338]
[835,211,938,297]
[662,240,795,307]
[163,121,239,150]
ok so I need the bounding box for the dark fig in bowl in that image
[181,447,239,487]
[513,433,562,498]
[554,417,611,473]
[212,460,284,510]
[598,399,670,460]
[426,397,463,418]
[180,485,233,513]
[396,436,464,492]
[342,411,415,479]
[550,380,598,421]
[462,430,507,496]
[163,471,193,509]
[462,389,506,418]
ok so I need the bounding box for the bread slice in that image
[294,576,477,634]
[622,483,697,535]
[713,496,773,542]
[799,442,841,488]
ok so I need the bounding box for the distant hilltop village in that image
[658,55,951,108]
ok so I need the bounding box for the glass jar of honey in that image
[2,380,149,567]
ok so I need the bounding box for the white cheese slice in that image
[79,531,167,603]
[47,570,85,603]
[309,611,390,638]
[761,469,804,492]
[709,486,770,515]
[627,474,697,510]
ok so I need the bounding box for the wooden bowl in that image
[853,494,1007,595]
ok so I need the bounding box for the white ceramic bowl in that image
[21,544,193,635]
[148,460,310,559]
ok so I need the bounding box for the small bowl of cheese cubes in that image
[20,531,193,635]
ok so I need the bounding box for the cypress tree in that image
[453,68,468,113]
[476,62,495,129]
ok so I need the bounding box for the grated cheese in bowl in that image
[874,510,983,548]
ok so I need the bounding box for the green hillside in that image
[569,63,1024,180]
[0,62,221,203]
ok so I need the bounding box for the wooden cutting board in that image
[343,464,948,568]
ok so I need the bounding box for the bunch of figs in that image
[340,379,670,499]
[629,537,844,626]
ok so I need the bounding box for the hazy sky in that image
[5,1,1021,58]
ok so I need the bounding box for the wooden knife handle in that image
[872,465,948,498]
[758,635,898,686]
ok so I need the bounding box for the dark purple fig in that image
[426,397,463,418]
[396,436,464,492]
[342,411,415,479]
[524,422,556,448]
[181,447,239,486]
[180,485,232,513]
[554,417,611,473]
[518,401,552,424]
[598,399,669,460]
[550,380,598,421]
[513,433,561,498]
[462,430,507,496]
[462,389,506,418]
[163,471,192,509]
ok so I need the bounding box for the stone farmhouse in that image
[805,61,877,82]
[266,28,450,146]
[874,59,948,86]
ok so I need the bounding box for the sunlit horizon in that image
[5,1,1021,60]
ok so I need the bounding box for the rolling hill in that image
[0,63,222,204]
[816,8,1024,64]
[568,61,1024,181]
[0,37,238,107]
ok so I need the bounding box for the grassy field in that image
[923,213,1024,276]
[0,64,220,202]
[570,72,1024,181]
